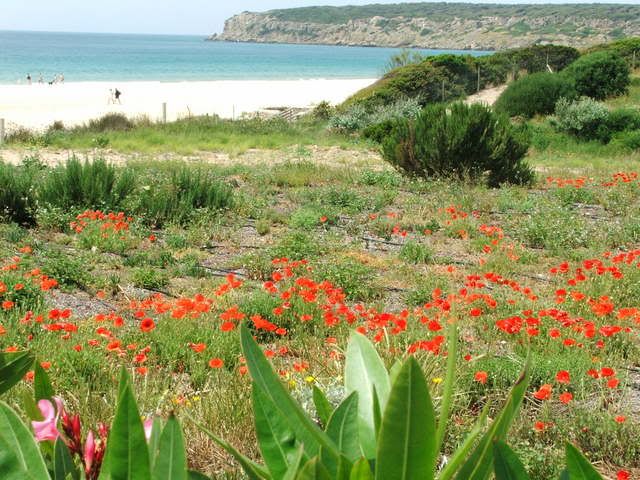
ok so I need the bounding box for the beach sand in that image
[0,79,375,132]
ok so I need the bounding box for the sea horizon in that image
[0,30,491,85]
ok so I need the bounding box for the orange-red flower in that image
[208,358,224,369]
[140,318,155,333]
[474,371,488,384]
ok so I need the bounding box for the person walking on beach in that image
[114,88,122,104]
[26,74,31,85]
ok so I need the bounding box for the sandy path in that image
[465,85,507,106]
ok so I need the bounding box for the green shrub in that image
[0,162,38,225]
[606,108,640,133]
[345,44,579,110]
[311,100,334,120]
[553,97,610,141]
[382,103,533,187]
[612,129,640,150]
[131,267,169,290]
[495,72,576,118]
[86,113,134,132]
[563,51,630,100]
[38,157,135,210]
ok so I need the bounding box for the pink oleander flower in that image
[84,430,95,474]
[32,397,63,442]
[143,418,154,441]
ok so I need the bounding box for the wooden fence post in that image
[162,103,167,124]
[0,119,5,145]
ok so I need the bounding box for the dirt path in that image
[465,85,508,106]
[0,145,387,169]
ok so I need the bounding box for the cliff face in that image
[209,10,640,50]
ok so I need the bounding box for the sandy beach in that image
[0,78,375,132]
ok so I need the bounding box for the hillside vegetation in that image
[211,2,640,50]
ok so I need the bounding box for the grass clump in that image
[39,157,136,211]
[0,162,38,225]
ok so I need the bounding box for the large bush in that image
[345,44,580,110]
[495,72,576,118]
[381,103,533,187]
[553,97,610,141]
[563,51,630,100]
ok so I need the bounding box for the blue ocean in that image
[0,30,490,84]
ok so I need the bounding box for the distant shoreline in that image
[0,78,376,132]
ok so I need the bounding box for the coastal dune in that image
[0,78,375,132]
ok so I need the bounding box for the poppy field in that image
[2,89,640,479]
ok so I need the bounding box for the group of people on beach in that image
[25,73,64,85]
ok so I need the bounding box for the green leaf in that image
[435,322,458,453]
[345,332,391,459]
[565,443,603,480]
[349,459,374,480]
[313,386,333,427]
[297,457,331,480]
[100,384,151,480]
[22,390,43,421]
[148,417,164,472]
[34,362,54,402]
[253,384,301,479]
[375,357,437,480]
[189,414,271,480]
[153,415,187,480]
[371,386,382,439]
[241,326,338,461]
[493,441,530,480]
[0,351,34,395]
[326,392,360,463]
[54,437,79,480]
[283,445,305,480]
[454,358,530,480]
[0,400,50,480]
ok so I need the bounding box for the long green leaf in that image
[34,362,54,402]
[454,358,530,480]
[100,384,151,480]
[148,417,164,473]
[565,443,603,480]
[345,332,391,459]
[435,322,458,453]
[54,437,79,480]
[297,457,331,480]
[253,383,301,478]
[241,326,338,461]
[0,351,34,395]
[493,441,530,480]
[326,392,360,463]
[375,357,437,480]
[189,414,270,480]
[153,415,187,480]
[283,445,305,480]
[349,459,374,480]
[0,400,50,480]
[313,386,333,427]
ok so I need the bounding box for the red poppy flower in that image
[474,371,488,384]
[533,384,553,401]
[140,318,155,333]
[208,358,224,369]
[556,370,570,384]
[559,392,573,404]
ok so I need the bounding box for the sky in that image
[1,0,638,36]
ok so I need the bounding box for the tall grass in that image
[0,158,234,226]
[39,158,136,210]
[7,114,360,155]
